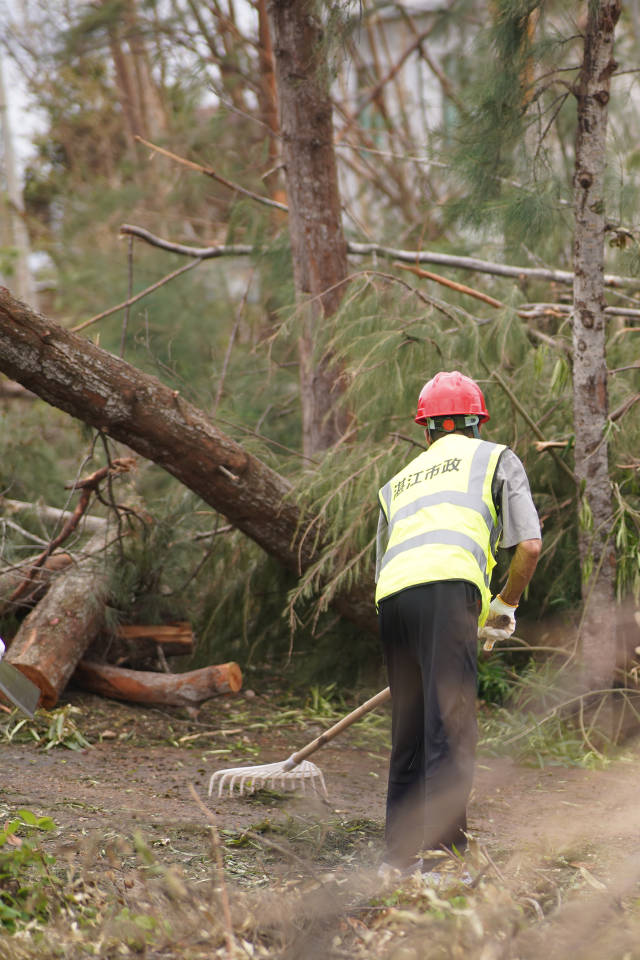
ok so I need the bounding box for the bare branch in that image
[135,135,288,212]
[396,261,571,353]
[117,223,640,294]
[610,393,640,423]
[349,241,640,289]
[8,458,136,605]
[336,27,436,143]
[120,223,254,259]
[71,259,202,332]
[396,261,505,308]
[0,498,106,533]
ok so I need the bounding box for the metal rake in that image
[208,686,391,799]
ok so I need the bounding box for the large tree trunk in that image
[571,1,621,691]
[0,287,376,636]
[269,0,350,458]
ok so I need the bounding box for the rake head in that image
[208,755,328,799]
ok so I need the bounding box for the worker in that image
[375,371,541,876]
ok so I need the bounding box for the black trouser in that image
[379,581,479,868]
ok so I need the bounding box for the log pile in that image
[0,475,242,713]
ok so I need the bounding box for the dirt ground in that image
[2,687,640,882]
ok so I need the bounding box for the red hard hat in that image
[415,371,490,425]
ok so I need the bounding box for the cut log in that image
[87,622,195,667]
[116,622,194,648]
[73,660,242,706]
[5,528,118,708]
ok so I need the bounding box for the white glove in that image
[0,638,5,660]
[478,595,517,651]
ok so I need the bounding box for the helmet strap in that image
[426,414,480,438]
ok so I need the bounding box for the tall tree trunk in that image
[257,0,285,207]
[0,287,376,636]
[123,0,169,140]
[105,15,142,151]
[572,0,621,690]
[269,0,350,458]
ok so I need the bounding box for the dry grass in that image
[2,801,640,960]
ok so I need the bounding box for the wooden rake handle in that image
[290,686,391,766]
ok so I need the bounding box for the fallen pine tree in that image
[0,286,377,638]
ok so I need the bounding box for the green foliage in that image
[443,2,578,263]
[480,704,609,769]
[0,706,91,751]
[0,811,58,932]
[477,649,512,704]
[6,0,640,697]
[0,403,88,512]
[613,482,640,601]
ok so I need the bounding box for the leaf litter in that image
[1,688,640,957]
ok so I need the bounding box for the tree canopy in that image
[0,0,639,692]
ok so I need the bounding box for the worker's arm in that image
[479,537,542,649]
[499,538,542,606]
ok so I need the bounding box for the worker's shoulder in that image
[494,446,534,490]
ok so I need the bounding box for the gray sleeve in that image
[375,509,388,583]
[494,449,541,549]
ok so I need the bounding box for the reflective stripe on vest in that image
[375,435,505,624]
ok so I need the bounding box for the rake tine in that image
[207,687,391,801]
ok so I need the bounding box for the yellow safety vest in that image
[375,434,505,625]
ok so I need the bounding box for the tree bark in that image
[572,0,621,690]
[0,287,377,636]
[269,0,350,457]
[123,0,169,140]
[73,660,242,706]
[5,528,116,707]
[257,0,286,207]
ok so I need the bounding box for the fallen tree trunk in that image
[5,528,118,707]
[73,659,242,706]
[0,287,377,635]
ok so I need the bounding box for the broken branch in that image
[135,135,288,212]
[71,259,202,333]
